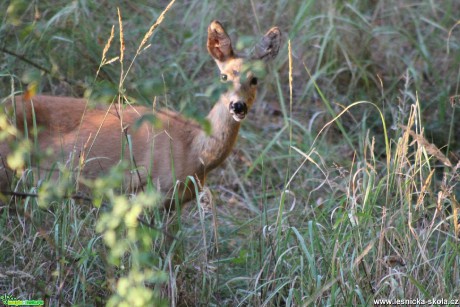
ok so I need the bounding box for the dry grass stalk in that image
[399,124,452,167]
[452,196,459,237]
[117,7,125,64]
[415,169,435,209]
[102,25,115,64]
[137,0,177,54]
[96,25,116,79]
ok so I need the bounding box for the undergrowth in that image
[1,0,459,306]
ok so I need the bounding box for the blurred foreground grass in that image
[0,0,459,305]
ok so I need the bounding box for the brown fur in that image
[0,21,280,208]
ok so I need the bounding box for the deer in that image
[0,20,281,209]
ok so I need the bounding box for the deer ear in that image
[252,27,281,61]
[207,20,234,62]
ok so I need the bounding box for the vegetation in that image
[1,0,459,305]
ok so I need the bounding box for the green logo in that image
[0,294,44,306]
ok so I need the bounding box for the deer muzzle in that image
[229,101,248,122]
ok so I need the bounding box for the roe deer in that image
[0,20,281,209]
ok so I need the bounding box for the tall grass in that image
[1,0,459,306]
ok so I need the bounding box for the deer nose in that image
[229,101,248,121]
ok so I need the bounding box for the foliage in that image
[0,0,459,306]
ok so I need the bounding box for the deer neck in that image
[194,98,241,171]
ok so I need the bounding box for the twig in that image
[0,190,92,202]
[0,46,73,85]
[0,46,52,75]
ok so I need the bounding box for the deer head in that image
[207,20,281,122]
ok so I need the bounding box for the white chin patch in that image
[232,114,245,122]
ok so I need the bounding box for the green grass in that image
[1,0,459,306]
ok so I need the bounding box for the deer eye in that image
[250,77,258,86]
[220,74,228,82]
